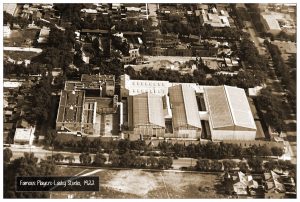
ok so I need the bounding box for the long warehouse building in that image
[122,75,257,141]
[203,85,257,141]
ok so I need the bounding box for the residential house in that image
[264,171,287,198]
[224,171,259,196]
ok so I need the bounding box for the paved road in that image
[244,21,266,55]
[148,3,159,26]
[9,145,95,164]
[172,158,197,169]
[4,46,43,53]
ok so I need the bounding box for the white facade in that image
[210,127,256,141]
[14,127,35,145]
[4,25,11,38]
[122,76,257,141]
[204,85,257,141]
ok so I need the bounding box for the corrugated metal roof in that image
[169,85,202,129]
[225,86,257,130]
[204,85,256,130]
[132,93,165,128]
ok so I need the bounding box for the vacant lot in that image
[4,29,39,47]
[51,168,226,199]
[4,50,40,61]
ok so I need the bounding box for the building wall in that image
[211,128,256,141]
[134,125,165,139]
[56,122,82,133]
[174,129,201,139]
[260,16,281,35]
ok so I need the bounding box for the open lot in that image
[51,168,225,199]
[4,29,39,47]
[127,56,197,72]
[4,50,40,61]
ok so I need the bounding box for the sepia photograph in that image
[1,1,297,199]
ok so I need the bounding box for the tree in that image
[44,129,57,146]
[231,144,243,159]
[53,153,64,163]
[158,157,173,169]
[80,137,91,152]
[222,160,237,171]
[40,158,56,176]
[158,141,172,154]
[65,155,75,164]
[173,143,185,157]
[263,160,277,171]
[204,142,220,159]
[119,151,136,168]
[118,139,131,154]
[219,143,234,158]
[130,140,146,153]
[109,151,120,167]
[277,160,294,171]
[4,152,53,198]
[4,148,13,163]
[79,153,92,165]
[210,160,223,171]
[196,159,210,171]
[186,144,196,158]
[53,73,67,92]
[238,161,249,173]
[257,146,272,157]
[244,145,258,158]
[93,152,106,166]
[271,146,284,157]
[134,156,147,168]
[247,158,263,173]
[147,155,159,168]
[25,71,53,125]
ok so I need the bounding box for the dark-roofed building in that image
[56,90,85,134]
[128,92,165,139]
[168,85,202,139]
[65,74,115,97]
[56,74,119,137]
[203,85,257,141]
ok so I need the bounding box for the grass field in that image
[51,168,226,199]
[4,29,38,47]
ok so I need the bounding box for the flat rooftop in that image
[57,90,85,123]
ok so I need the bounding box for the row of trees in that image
[4,151,56,198]
[4,11,31,28]
[255,87,285,133]
[196,158,295,174]
[52,135,284,160]
[24,72,53,126]
[266,42,293,87]
[160,13,242,41]
[164,142,284,159]
[239,38,268,71]
[3,62,47,78]
[265,41,296,112]
[77,151,173,169]
[109,152,173,169]
[125,66,264,90]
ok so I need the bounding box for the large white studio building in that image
[121,74,257,141]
